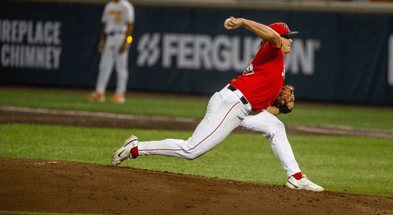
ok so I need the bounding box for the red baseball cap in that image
[268,22,299,37]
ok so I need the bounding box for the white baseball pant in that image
[241,110,301,177]
[138,85,301,177]
[96,34,129,94]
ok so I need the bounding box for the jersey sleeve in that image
[269,41,282,50]
[252,42,282,65]
[123,2,135,24]
[101,4,109,23]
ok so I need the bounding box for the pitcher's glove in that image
[272,85,295,114]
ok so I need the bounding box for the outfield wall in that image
[1,0,393,105]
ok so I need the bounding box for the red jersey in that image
[230,41,285,112]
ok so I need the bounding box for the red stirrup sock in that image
[131,147,139,158]
[292,172,303,180]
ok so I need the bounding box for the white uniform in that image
[137,85,301,177]
[96,0,134,95]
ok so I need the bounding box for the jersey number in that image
[114,15,121,24]
[243,64,254,76]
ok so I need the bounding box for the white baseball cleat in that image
[286,174,324,192]
[111,135,138,166]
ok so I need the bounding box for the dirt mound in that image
[1,157,392,215]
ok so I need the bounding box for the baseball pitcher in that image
[111,17,324,192]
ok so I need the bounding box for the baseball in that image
[225,18,231,26]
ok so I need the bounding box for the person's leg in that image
[96,46,115,94]
[114,48,129,95]
[137,87,251,160]
[240,110,323,191]
[240,110,301,177]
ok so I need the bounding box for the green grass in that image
[1,88,392,130]
[279,105,393,130]
[0,88,207,118]
[1,124,392,197]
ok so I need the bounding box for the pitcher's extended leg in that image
[138,89,249,159]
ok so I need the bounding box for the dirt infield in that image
[1,157,393,215]
[1,95,393,214]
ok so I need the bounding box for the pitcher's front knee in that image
[269,120,287,138]
[273,120,286,131]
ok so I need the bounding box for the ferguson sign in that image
[137,32,321,75]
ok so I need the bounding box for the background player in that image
[86,0,134,103]
[112,17,324,191]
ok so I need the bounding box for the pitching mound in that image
[1,157,392,215]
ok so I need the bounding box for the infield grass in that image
[1,88,393,130]
[1,124,392,197]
